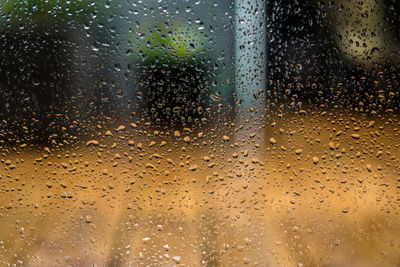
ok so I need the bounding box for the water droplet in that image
[222,135,230,142]
[172,256,181,264]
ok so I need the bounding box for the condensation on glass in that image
[0,0,399,266]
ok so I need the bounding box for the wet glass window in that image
[0,0,399,266]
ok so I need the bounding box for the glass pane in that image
[0,0,399,266]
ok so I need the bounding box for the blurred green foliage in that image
[131,23,208,66]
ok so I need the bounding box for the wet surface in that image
[1,108,399,266]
